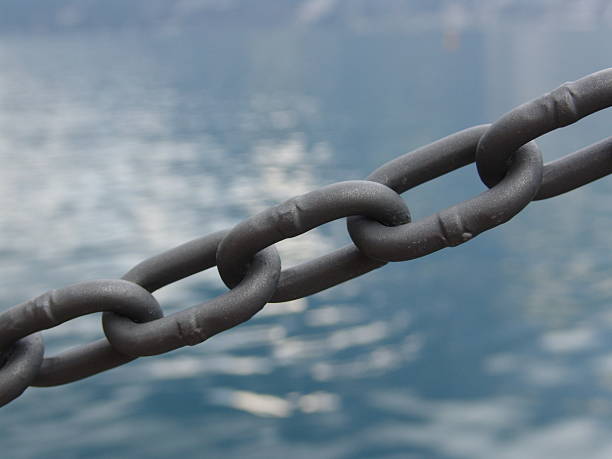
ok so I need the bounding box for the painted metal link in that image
[216,180,411,291]
[1,68,611,408]
[0,280,164,389]
[0,335,43,406]
[103,242,280,357]
[476,68,612,189]
[346,128,542,261]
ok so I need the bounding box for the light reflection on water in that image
[0,27,611,458]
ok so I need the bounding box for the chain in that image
[1,68,612,408]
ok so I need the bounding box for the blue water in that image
[1,26,612,458]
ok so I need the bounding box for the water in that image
[0,26,611,458]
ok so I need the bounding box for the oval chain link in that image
[102,239,280,357]
[216,180,411,293]
[346,127,543,261]
[0,280,163,404]
[476,68,612,189]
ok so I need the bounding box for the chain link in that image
[216,180,411,290]
[1,69,611,408]
[347,127,543,261]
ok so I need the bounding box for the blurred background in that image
[1,1,612,458]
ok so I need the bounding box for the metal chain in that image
[1,68,612,408]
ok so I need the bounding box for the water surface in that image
[1,26,612,458]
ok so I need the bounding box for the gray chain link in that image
[1,68,611,408]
